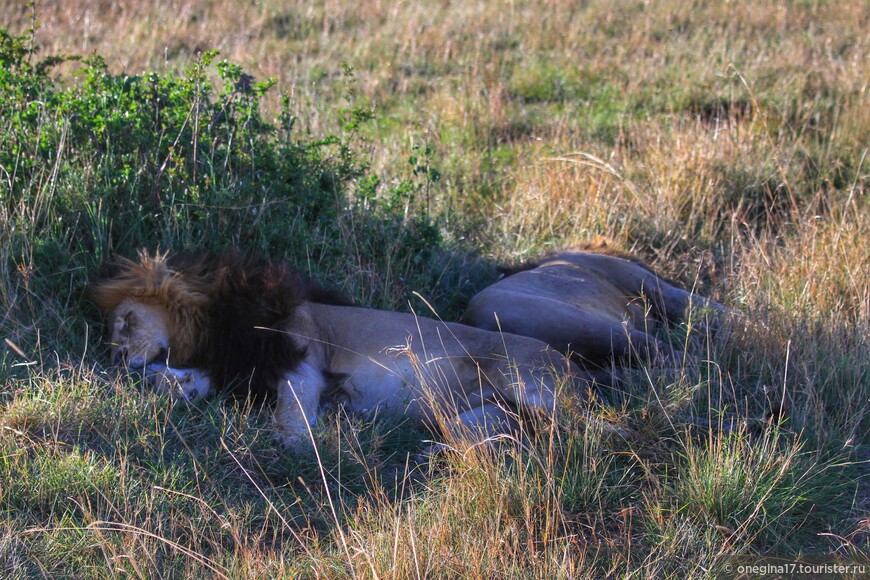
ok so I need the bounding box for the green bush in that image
[0,29,369,260]
[0,26,462,356]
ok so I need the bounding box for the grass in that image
[1,0,868,576]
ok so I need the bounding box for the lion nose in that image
[127,356,148,368]
[112,349,144,369]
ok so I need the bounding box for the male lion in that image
[463,243,731,368]
[90,251,592,448]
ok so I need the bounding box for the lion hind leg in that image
[413,402,522,461]
[599,325,683,367]
[640,274,731,331]
[430,402,522,452]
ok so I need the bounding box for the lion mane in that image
[90,250,350,400]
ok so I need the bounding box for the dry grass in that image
[1,0,868,576]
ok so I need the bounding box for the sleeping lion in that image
[90,251,594,449]
[463,243,731,368]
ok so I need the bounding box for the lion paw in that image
[145,364,214,401]
[272,430,313,450]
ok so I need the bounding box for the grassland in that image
[0,0,867,576]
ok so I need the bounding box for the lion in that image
[90,250,595,449]
[462,243,731,368]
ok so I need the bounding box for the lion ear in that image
[116,311,133,332]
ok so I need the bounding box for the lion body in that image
[271,302,579,445]
[91,251,584,448]
[463,246,729,366]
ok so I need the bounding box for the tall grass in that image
[1,0,868,575]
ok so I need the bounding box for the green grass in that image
[1,0,868,575]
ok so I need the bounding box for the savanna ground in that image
[0,0,867,576]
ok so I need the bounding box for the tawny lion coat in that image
[91,251,591,448]
[463,245,730,367]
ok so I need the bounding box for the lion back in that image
[497,239,642,278]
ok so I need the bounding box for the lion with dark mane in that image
[91,250,591,448]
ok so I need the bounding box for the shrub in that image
[0,26,456,356]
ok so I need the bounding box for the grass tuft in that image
[0,0,867,575]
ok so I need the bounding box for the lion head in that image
[91,249,351,401]
[89,250,209,370]
[106,298,172,368]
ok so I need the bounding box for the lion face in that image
[108,298,172,369]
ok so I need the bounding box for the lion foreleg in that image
[273,361,327,448]
[145,364,214,401]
